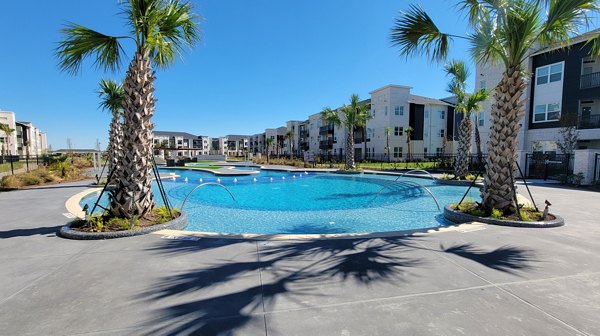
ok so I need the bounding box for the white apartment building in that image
[152,131,209,158]
[0,111,18,155]
[249,133,265,155]
[225,135,250,157]
[0,111,48,157]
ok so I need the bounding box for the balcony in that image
[319,125,334,135]
[319,139,333,150]
[578,114,600,129]
[580,72,600,89]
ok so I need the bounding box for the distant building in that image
[152,131,209,158]
[0,111,48,156]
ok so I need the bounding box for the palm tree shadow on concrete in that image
[136,237,423,335]
[439,243,537,274]
[135,236,538,335]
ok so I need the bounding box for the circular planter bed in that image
[443,205,564,228]
[60,212,188,240]
[435,179,483,187]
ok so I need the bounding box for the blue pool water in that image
[81,168,478,234]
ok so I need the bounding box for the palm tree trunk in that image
[345,129,355,169]
[474,124,483,169]
[455,116,473,179]
[363,128,367,162]
[109,51,156,218]
[482,67,525,213]
[107,109,123,181]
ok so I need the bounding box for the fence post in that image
[26,155,29,172]
[10,158,14,175]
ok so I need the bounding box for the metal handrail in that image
[370,180,440,211]
[180,182,238,210]
[396,169,437,181]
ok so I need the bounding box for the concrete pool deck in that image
[1,180,600,335]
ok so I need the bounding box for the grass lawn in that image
[194,160,218,164]
[0,161,24,173]
[184,164,223,170]
[313,161,438,170]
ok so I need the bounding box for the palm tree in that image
[285,129,295,161]
[357,109,373,162]
[57,0,200,218]
[405,126,413,162]
[384,127,391,163]
[466,90,490,171]
[0,123,14,159]
[321,94,370,170]
[445,60,471,179]
[98,79,124,181]
[265,138,273,163]
[391,1,598,212]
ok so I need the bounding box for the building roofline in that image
[369,84,412,94]
[530,28,600,57]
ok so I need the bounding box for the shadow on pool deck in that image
[136,236,538,335]
[0,225,64,239]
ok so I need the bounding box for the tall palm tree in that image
[265,138,273,163]
[0,123,14,159]
[98,79,124,181]
[467,90,490,171]
[321,94,370,170]
[285,129,295,161]
[445,60,471,179]
[391,1,598,212]
[405,126,413,162]
[57,0,200,218]
[357,109,373,162]
[385,127,391,162]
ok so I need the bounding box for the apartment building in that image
[0,111,48,156]
[249,133,265,155]
[152,131,209,158]
[225,135,250,157]
[476,30,600,154]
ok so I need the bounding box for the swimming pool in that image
[81,168,478,235]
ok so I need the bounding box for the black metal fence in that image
[0,155,60,176]
[310,152,487,172]
[525,153,574,180]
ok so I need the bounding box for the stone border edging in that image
[59,212,188,240]
[443,205,564,228]
[435,179,484,187]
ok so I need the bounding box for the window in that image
[436,148,443,154]
[372,109,376,117]
[536,62,563,85]
[424,147,428,154]
[425,111,429,118]
[394,106,404,115]
[439,129,445,138]
[478,112,484,126]
[394,126,403,136]
[534,103,561,122]
[439,110,445,119]
[384,106,388,116]
[393,147,403,158]
[480,80,487,90]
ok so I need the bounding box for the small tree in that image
[556,114,579,155]
[265,138,273,163]
[285,129,294,161]
[405,126,414,162]
[0,123,14,157]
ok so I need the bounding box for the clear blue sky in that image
[1,1,481,149]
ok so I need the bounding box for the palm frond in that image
[539,0,598,47]
[390,4,451,62]
[466,89,490,115]
[98,79,125,113]
[586,32,600,56]
[445,59,471,95]
[56,23,126,75]
[321,107,341,127]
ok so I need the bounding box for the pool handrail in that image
[370,180,441,211]
[395,169,437,181]
[180,182,238,210]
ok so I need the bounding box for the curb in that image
[443,205,564,228]
[59,212,189,240]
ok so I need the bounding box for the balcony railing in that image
[319,125,334,135]
[319,139,333,150]
[580,72,600,89]
[578,114,600,129]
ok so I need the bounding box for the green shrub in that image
[470,209,486,217]
[490,208,502,219]
[465,173,477,181]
